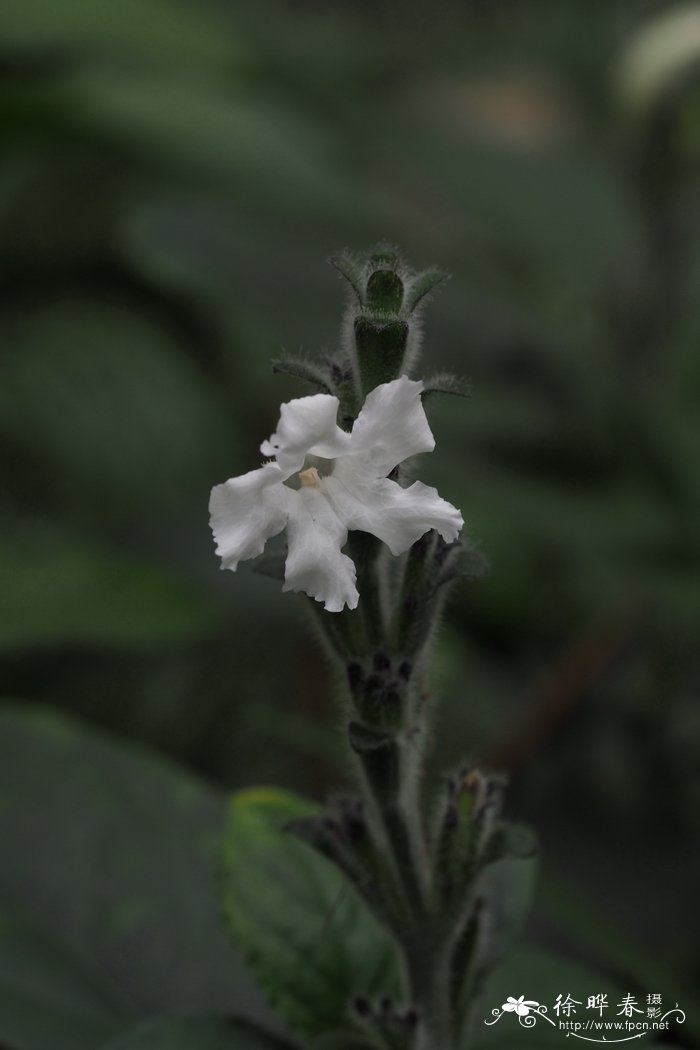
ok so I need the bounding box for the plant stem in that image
[341,546,460,1050]
[408,943,454,1050]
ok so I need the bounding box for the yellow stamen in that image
[299,466,321,488]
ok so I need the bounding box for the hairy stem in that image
[341,545,460,1049]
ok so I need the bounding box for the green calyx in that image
[354,316,409,394]
[328,246,450,398]
[272,249,465,435]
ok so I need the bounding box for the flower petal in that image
[209,463,288,571]
[261,393,351,475]
[324,470,463,556]
[282,488,359,612]
[347,376,435,477]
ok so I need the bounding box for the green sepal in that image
[396,533,480,656]
[328,356,362,429]
[396,532,439,656]
[272,356,333,394]
[485,821,538,867]
[403,268,449,313]
[432,542,489,595]
[330,252,366,305]
[457,543,489,581]
[433,771,472,903]
[354,317,408,393]
[421,373,472,400]
[433,768,503,907]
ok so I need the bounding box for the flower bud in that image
[366,268,404,313]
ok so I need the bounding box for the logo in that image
[484,992,686,1043]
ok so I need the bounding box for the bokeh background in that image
[1,0,699,1042]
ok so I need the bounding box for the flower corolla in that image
[209,376,463,612]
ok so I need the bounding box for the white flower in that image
[502,996,539,1017]
[209,376,463,612]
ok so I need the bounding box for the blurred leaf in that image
[124,198,340,318]
[474,944,688,1048]
[100,1015,298,1050]
[536,873,700,1043]
[454,827,538,1027]
[0,912,122,1050]
[0,705,273,1050]
[70,72,343,208]
[220,788,401,1038]
[473,945,628,1049]
[0,532,216,650]
[0,298,230,516]
[0,0,240,72]
[476,826,539,974]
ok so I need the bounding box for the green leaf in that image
[0,533,216,650]
[0,298,231,516]
[0,0,240,71]
[220,788,402,1038]
[0,913,122,1050]
[0,706,273,1050]
[100,1016,298,1050]
[72,72,341,207]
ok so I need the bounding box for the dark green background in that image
[0,0,698,1041]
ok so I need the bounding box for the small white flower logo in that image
[502,995,540,1016]
[209,376,463,611]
